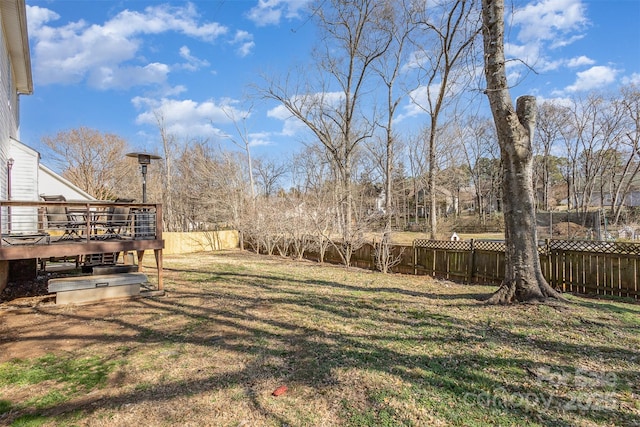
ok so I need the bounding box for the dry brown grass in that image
[0,250,639,426]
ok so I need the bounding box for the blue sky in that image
[20,0,640,170]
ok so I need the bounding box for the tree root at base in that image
[485,278,567,304]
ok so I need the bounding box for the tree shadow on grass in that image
[3,258,639,426]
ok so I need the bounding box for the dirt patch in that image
[0,298,136,362]
[0,268,145,361]
[0,276,50,303]
[551,221,591,239]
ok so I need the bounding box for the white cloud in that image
[267,104,292,121]
[178,46,210,71]
[398,86,433,121]
[566,55,595,68]
[505,42,542,68]
[102,3,226,41]
[231,30,255,57]
[503,0,590,78]
[398,78,473,122]
[565,65,618,92]
[512,0,588,45]
[133,97,249,138]
[622,73,640,86]
[247,0,312,26]
[265,92,348,138]
[536,95,574,107]
[248,132,274,147]
[549,34,585,49]
[89,62,170,90]
[25,5,60,29]
[26,3,227,88]
[267,104,307,137]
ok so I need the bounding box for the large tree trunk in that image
[482,0,563,303]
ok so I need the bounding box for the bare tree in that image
[42,127,131,200]
[437,124,470,218]
[221,104,257,204]
[481,0,563,303]
[456,117,499,219]
[535,102,570,211]
[154,110,178,231]
[558,106,580,211]
[410,0,481,239]
[611,84,640,223]
[567,95,617,215]
[372,0,418,232]
[290,146,336,263]
[174,142,252,243]
[265,0,391,266]
[254,157,288,198]
[406,131,429,226]
[373,231,404,273]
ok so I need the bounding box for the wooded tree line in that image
[41,0,639,269]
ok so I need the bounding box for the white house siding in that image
[0,25,18,201]
[0,24,22,234]
[38,164,96,201]
[9,137,38,200]
[7,138,38,232]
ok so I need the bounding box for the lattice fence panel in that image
[548,239,640,255]
[413,239,472,251]
[474,240,506,252]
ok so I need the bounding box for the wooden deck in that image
[0,200,164,291]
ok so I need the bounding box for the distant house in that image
[414,185,459,217]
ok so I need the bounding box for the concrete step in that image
[48,272,147,305]
[48,272,147,292]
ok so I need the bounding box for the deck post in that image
[0,260,8,293]
[154,249,163,291]
[137,250,145,271]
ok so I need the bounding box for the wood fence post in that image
[431,245,436,277]
[467,239,475,284]
[413,241,417,276]
[544,238,551,287]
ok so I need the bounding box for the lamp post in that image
[7,158,13,233]
[126,152,161,203]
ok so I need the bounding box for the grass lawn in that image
[0,250,638,426]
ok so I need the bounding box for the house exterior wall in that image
[0,24,20,201]
[38,165,97,201]
[7,138,38,232]
[8,137,38,201]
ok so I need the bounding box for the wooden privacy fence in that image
[412,239,640,299]
[295,238,640,300]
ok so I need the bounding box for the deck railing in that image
[0,199,165,291]
[0,200,161,246]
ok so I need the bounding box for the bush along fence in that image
[247,237,640,300]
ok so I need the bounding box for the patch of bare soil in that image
[0,293,135,362]
[0,276,49,302]
[0,268,81,313]
[552,221,590,239]
[0,267,145,361]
